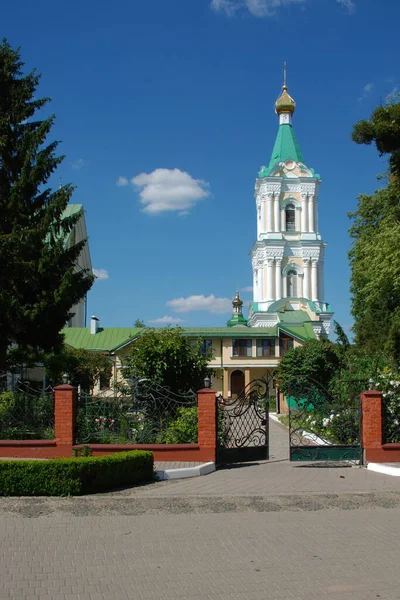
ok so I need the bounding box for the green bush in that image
[0,450,153,496]
[162,407,198,443]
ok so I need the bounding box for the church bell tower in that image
[248,67,333,337]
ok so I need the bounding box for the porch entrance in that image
[288,378,363,462]
[230,370,245,398]
[217,376,271,464]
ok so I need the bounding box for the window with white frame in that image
[285,204,296,231]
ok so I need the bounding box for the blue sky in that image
[3,0,399,333]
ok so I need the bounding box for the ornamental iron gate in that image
[288,378,363,462]
[217,377,270,464]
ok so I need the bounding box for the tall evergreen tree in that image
[0,40,93,371]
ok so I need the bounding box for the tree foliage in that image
[275,339,341,397]
[349,98,400,364]
[352,99,400,176]
[0,40,93,371]
[44,347,112,392]
[122,327,213,393]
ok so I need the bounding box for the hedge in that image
[0,450,154,496]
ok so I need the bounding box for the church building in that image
[247,75,333,336]
[60,76,333,402]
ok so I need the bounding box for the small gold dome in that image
[232,291,243,308]
[275,85,296,115]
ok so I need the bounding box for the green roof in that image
[277,310,310,324]
[62,204,83,219]
[265,124,305,175]
[62,327,143,351]
[62,321,317,352]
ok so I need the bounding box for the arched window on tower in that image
[287,269,297,297]
[285,204,296,231]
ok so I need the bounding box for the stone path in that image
[2,418,400,599]
[1,508,400,599]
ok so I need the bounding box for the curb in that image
[367,463,400,477]
[155,462,216,481]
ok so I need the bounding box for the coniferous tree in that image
[0,40,93,371]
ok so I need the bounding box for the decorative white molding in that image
[301,183,317,196]
[282,261,304,276]
[281,196,300,209]
[283,183,301,193]
[303,248,320,260]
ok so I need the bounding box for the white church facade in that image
[248,77,333,337]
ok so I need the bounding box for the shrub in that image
[0,450,153,496]
[162,407,198,443]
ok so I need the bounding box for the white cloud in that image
[117,176,129,186]
[385,86,399,104]
[211,0,355,17]
[72,158,86,170]
[148,316,185,324]
[167,294,232,314]
[358,82,373,102]
[93,268,109,280]
[241,286,253,293]
[130,168,210,215]
[336,0,355,14]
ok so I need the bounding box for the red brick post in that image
[197,388,217,463]
[361,390,383,453]
[54,384,77,448]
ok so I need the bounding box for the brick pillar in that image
[54,384,77,447]
[361,390,383,452]
[197,388,217,463]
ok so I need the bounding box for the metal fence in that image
[382,400,400,443]
[0,374,54,440]
[76,380,197,444]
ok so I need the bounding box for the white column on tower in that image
[253,268,258,301]
[299,274,304,298]
[267,195,273,232]
[280,207,286,232]
[295,207,300,231]
[308,195,315,233]
[259,266,264,302]
[275,259,282,300]
[274,196,280,232]
[260,199,266,235]
[301,194,308,233]
[315,198,319,233]
[318,259,324,302]
[311,259,318,301]
[283,273,287,298]
[266,259,274,301]
[303,259,310,299]
[257,204,261,239]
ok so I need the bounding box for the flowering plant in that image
[375,368,400,443]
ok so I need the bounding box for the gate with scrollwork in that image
[288,377,363,462]
[217,377,270,464]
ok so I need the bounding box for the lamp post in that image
[62,373,69,385]
[204,375,211,389]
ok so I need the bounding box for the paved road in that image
[2,419,400,600]
[1,508,400,600]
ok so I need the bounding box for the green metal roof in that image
[183,327,277,338]
[62,327,143,351]
[277,310,309,324]
[264,124,305,175]
[62,320,317,352]
[62,204,83,219]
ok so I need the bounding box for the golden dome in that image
[275,84,296,115]
[232,291,243,308]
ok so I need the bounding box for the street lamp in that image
[62,373,69,385]
[368,378,375,390]
[204,375,211,389]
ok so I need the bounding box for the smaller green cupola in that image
[227,291,248,327]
